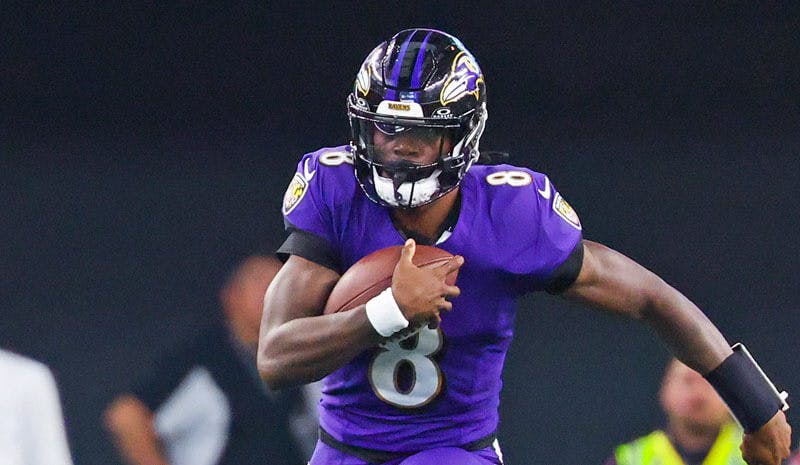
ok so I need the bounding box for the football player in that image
[258,29,790,465]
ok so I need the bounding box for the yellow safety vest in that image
[614,423,745,465]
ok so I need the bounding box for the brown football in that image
[323,245,459,315]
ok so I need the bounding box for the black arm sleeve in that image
[545,240,584,294]
[277,224,341,273]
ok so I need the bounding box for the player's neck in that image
[391,189,460,245]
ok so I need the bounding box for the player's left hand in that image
[740,410,791,465]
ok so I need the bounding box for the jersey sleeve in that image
[524,171,584,290]
[481,167,583,293]
[277,148,347,272]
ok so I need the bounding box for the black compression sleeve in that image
[277,226,341,273]
[545,240,584,294]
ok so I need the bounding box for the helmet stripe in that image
[410,30,434,91]
[386,30,417,100]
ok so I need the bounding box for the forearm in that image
[638,277,732,373]
[564,240,731,373]
[104,396,171,465]
[259,306,382,388]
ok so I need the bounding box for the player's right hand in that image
[740,410,792,465]
[391,239,463,328]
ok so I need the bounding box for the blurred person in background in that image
[104,254,318,465]
[605,358,747,465]
[0,348,74,465]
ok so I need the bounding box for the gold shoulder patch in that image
[282,173,308,215]
[553,193,581,230]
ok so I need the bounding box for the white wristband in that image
[365,288,409,337]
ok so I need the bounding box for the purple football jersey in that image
[281,145,582,452]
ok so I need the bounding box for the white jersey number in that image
[368,326,444,408]
[318,151,353,166]
[485,170,532,187]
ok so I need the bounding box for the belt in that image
[319,426,497,464]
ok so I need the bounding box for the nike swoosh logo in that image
[303,159,316,181]
[537,176,551,200]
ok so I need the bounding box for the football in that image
[323,245,459,315]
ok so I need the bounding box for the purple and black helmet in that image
[347,29,488,208]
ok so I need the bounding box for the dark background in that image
[2,2,798,464]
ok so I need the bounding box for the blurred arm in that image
[103,395,171,465]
